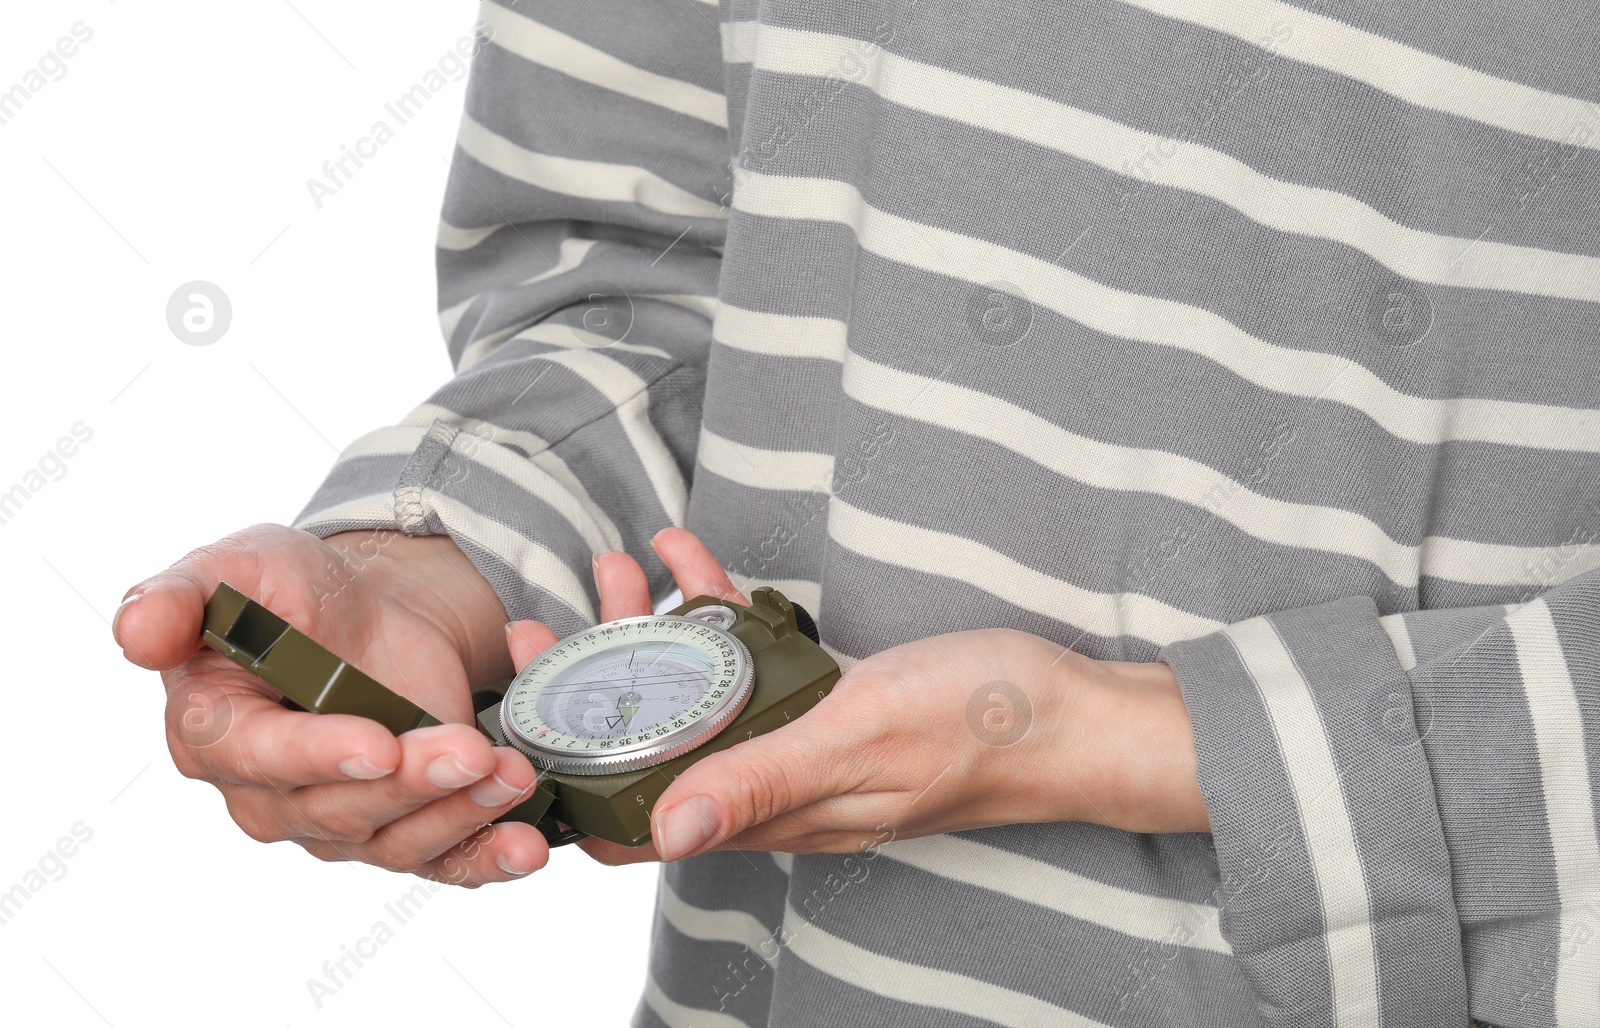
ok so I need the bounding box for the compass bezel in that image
[499,612,756,775]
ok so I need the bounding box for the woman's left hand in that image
[505,529,1210,867]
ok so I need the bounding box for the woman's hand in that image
[115,524,548,886]
[512,529,1210,867]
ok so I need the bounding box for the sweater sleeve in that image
[1161,567,1600,1028]
[292,0,729,636]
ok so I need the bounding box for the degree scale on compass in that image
[499,613,757,776]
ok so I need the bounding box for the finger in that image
[114,530,280,670]
[505,619,558,670]
[650,728,845,861]
[651,527,748,605]
[170,680,401,788]
[283,723,498,841]
[593,550,653,621]
[294,821,548,884]
[354,746,540,869]
[415,821,551,886]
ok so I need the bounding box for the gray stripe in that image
[698,347,842,454]
[686,472,831,586]
[767,950,1005,1028]
[509,0,725,94]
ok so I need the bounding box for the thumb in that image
[652,733,834,860]
[115,539,267,671]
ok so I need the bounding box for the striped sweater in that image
[293,1,1600,1025]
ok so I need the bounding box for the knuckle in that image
[734,752,794,825]
[363,837,426,874]
[292,794,376,845]
[224,792,289,844]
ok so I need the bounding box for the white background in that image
[0,2,659,1024]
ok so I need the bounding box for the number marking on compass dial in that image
[500,614,755,775]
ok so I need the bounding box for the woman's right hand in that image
[113,523,550,886]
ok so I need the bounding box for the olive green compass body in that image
[201,582,839,847]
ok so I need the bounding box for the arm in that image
[295,0,730,636]
[621,555,1597,1027]
[115,0,730,887]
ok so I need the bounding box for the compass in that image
[201,584,839,848]
[499,611,756,775]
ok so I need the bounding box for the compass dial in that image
[500,613,755,775]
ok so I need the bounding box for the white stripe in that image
[514,320,675,361]
[783,903,1106,1027]
[828,496,1223,647]
[1224,617,1382,1026]
[447,237,599,359]
[658,878,778,964]
[769,851,794,875]
[732,172,1600,454]
[480,2,726,127]
[293,493,596,623]
[744,25,1600,305]
[1507,599,1600,1027]
[457,114,727,221]
[714,301,848,361]
[1378,613,1418,671]
[641,973,749,1028]
[1127,0,1600,152]
[881,835,1229,953]
[720,19,760,64]
[697,424,835,492]
[436,220,501,251]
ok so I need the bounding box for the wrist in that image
[1032,654,1208,834]
[322,529,512,685]
[1092,659,1209,834]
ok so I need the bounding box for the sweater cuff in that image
[1161,595,1466,1028]
[292,418,608,636]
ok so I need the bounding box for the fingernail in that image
[338,755,395,780]
[425,754,488,789]
[112,592,142,642]
[592,550,613,573]
[655,794,721,860]
[497,854,534,876]
[468,772,524,808]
